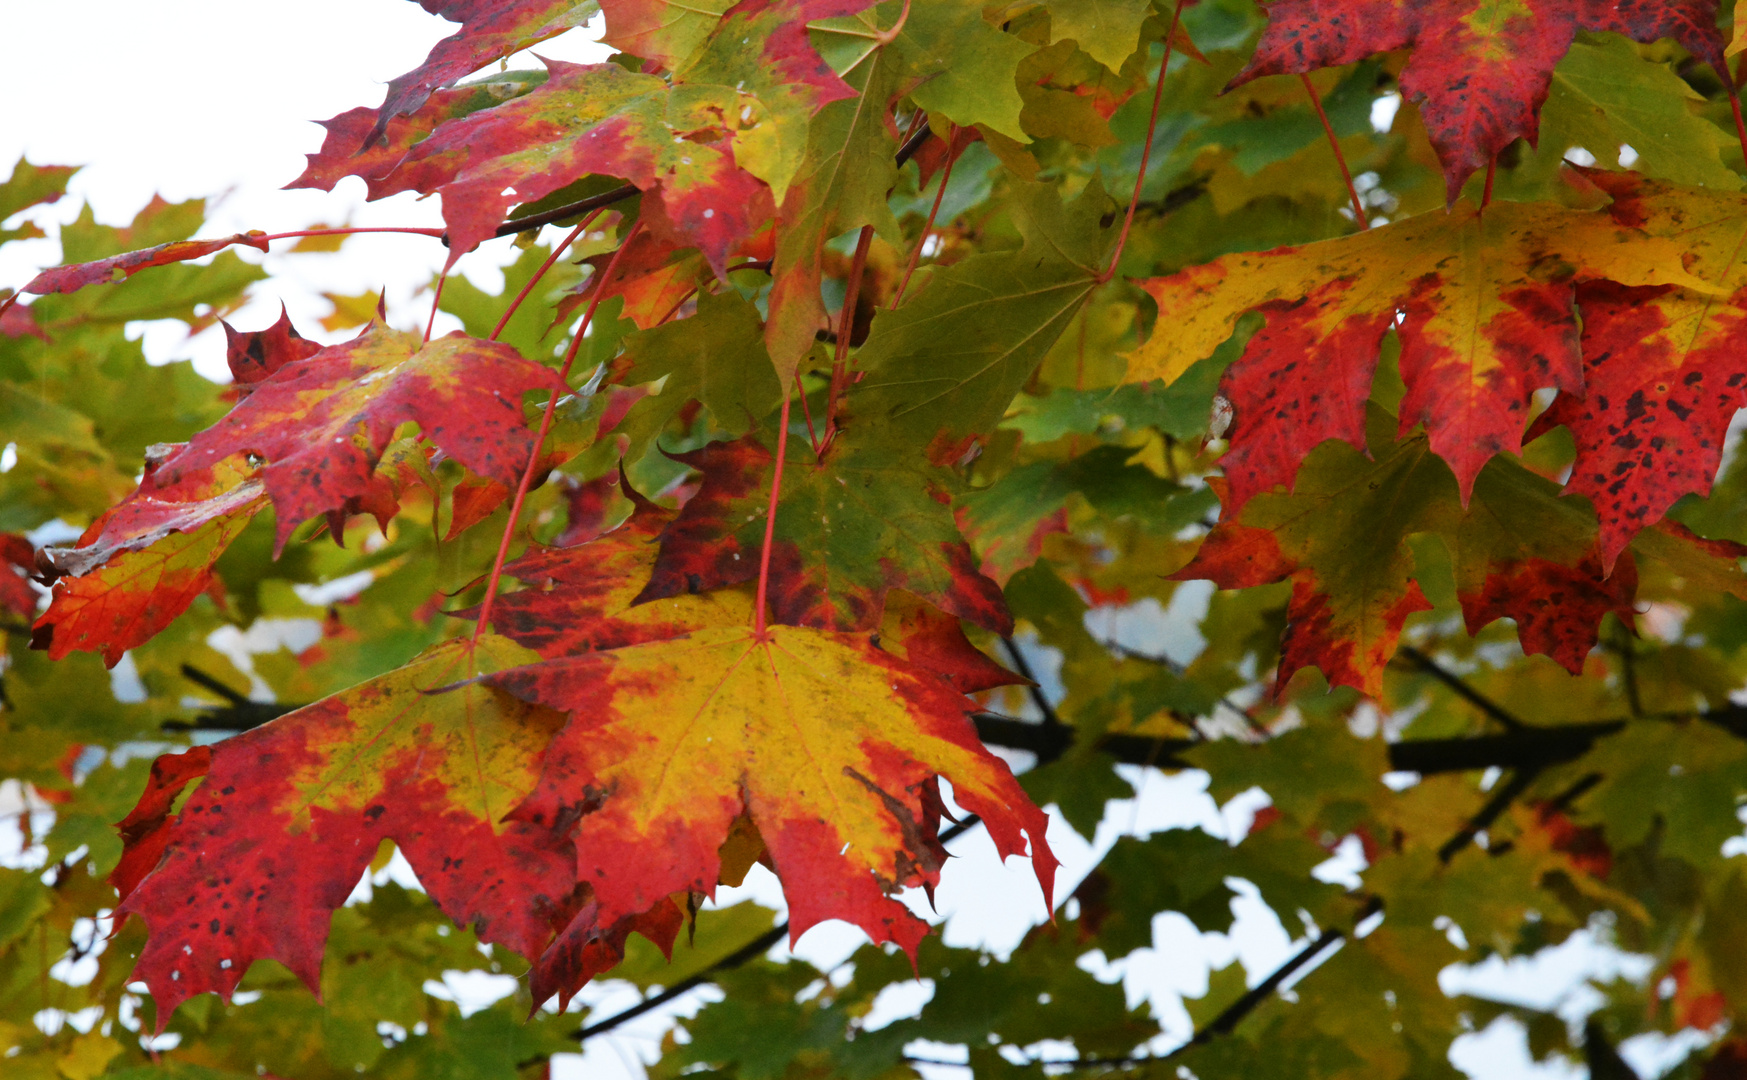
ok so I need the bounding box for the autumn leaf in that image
[288,70,550,195]
[1231,0,1730,200]
[151,321,561,552]
[223,305,321,388]
[1128,194,1711,508]
[1522,172,1747,567]
[635,429,1011,632]
[112,634,677,1020]
[1175,407,1650,694]
[600,0,736,70]
[23,232,270,297]
[372,59,775,271]
[367,0,595,148]
[0,533,37,618]
[32,470,266,666]
[486,620,1055,954]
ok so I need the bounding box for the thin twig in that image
[1395,646,1526,731]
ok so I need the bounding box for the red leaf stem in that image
[754,386,796,639]
[1730,54,1747,174]
[823,224,875,454]
[892,123,958,307]
[1300,74,1370,231]
[424,272,449,344]
[1099,0,1188,285]
[489,210,606,341]
[471,223,645,645]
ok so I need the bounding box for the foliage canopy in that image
[6,0,1747,1077]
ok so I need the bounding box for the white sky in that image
[0,5,1692,1079]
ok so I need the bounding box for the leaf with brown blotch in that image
[287,71,550,195]
[111,635,672,1023]
[485,622,1056,958]
[366,0,595,149]
[1231,0,1728,201]
[635,431,1012,634]
[1526,173,1747,569]
[24,232,270,297]
[223,305,321,389]
[373,59,775,273]
[150,321,562,553]
[1128,196,1711,509]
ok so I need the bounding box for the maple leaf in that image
[23,232,270,298]
[1128,195,1710,508]
[223,305,322,388]
[1174,407,1652,694]
[288,71,550,195]
[372,59,774,272]
[472,471,1017,689]
[31,479,264,667]
[112,635,677,1020]
[367,0,595,148]
[485,621,1055,954]
[151,321,561,552]
[599,0,736,70]
[1519,172,1747,567]
[635,430,1012,633]
[1231,0,1729,200]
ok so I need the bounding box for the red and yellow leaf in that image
[1128,196,1709,507]
[1232,0,1728,200]
[373,59,775,271]
[487,621,1055,955]
[367,0,595,148]
[112,635,673,1020]
[152,322,561,552]
[24,232,269,297]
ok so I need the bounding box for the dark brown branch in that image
[1395,646,1527,731]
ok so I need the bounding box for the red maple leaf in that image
[367,0,595,148]
[1231,0,1728,200]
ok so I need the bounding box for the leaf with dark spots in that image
[223,305,321,389]
[151,321,562,553]
[1130,195,1710,508]
[1231,0,1729,201]
[371,58,775,272]
[1458,552,1636,674]
[1527,174,1747,567]
[638,430,1012,633]
[485,621,1054,959]
[112,636,610,1023]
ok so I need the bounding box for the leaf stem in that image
[1728,54,1747,171]
[753,385,796,640]
[1300,74,1369,230]
[489,210,605,341]
[1098,0,1188,286]
[423,271,449,344]
[821,225,875,453]
[470,223,644,646]
[1480,157,1496,210]
[256,226,448,242]
[892,123,957,308]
